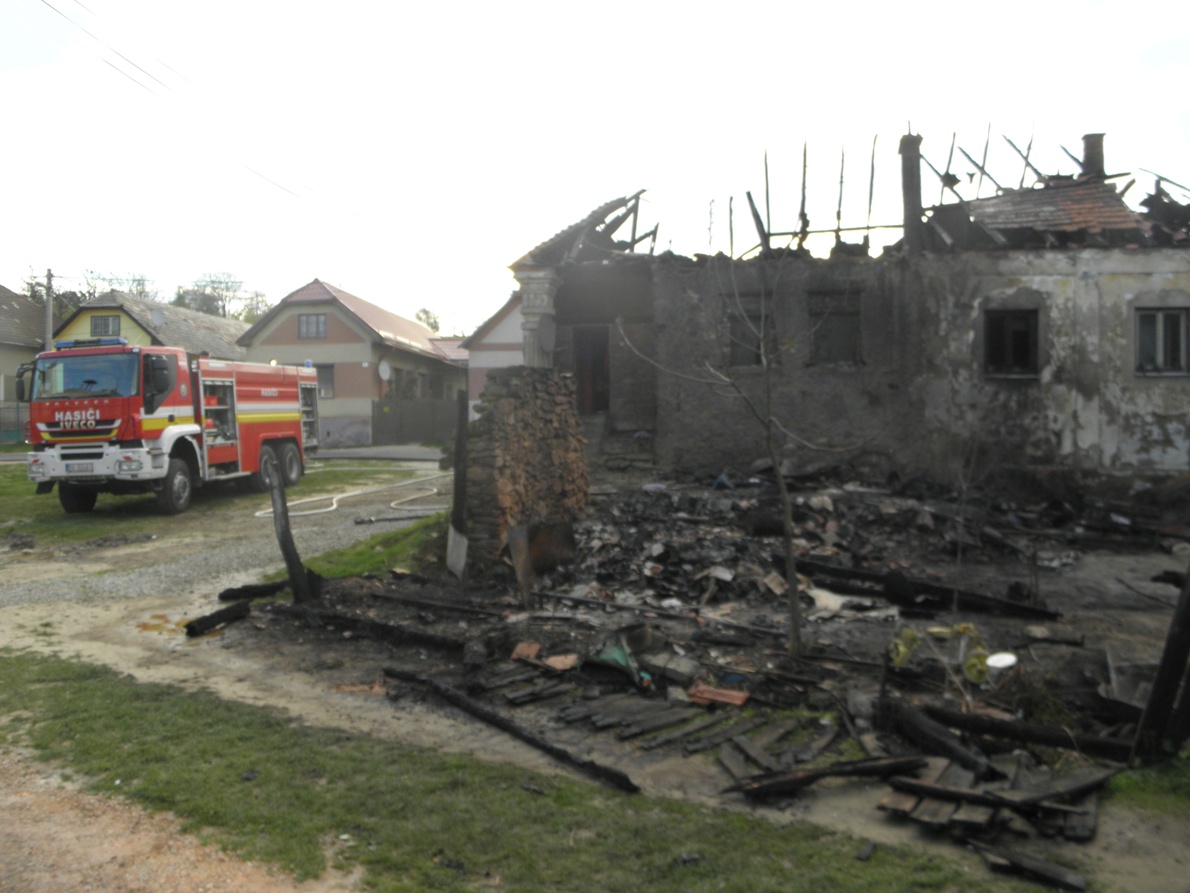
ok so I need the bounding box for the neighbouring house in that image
[466,133,1190,491]
[0,285,56,403]
[237,279,467,447]
[55,290,249,360]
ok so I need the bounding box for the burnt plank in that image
[989,767,1120,808]
[504,679,573,706]
[1062,791,1098,842]
[950,751,1021,831]
[794,723,839,764]
[640,714,724,751]
[619,708,701,740]
[733,756,928,800]
[590,697,662,729]
[878,756,949,816]
[732,735,784,773]
[750,717,805,751]
[383,666,638,793]
[684,716,769,755]
[718,742,754,785]
[908,762,975,827]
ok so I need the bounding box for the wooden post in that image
[1132,562,1190,760]
[266,454,315,604]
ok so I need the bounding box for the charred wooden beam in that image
[879,699,999,780]
[795,558,1060,620]
[383,667,639,793]
[731,756,927,799]
[184,600,250,637]
[1133,565,1190,760]
[217,581,287,602]
[276,606,466,654]
[923,704,1132,763]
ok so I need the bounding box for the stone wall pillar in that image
[515,268,562,368]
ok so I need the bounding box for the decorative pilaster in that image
[516,268,562,368]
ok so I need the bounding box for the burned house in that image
[467,132,1190,490]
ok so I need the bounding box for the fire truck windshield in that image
[32,353,141,400]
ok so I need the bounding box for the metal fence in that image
[0,403,28,445]
[371,398,458,445]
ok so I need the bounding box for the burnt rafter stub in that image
[463,366,589,582]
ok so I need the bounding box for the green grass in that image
[1106,750,1190,818]
[0,461,416,547]
[305,512,447,579]
[0,649,1039,893]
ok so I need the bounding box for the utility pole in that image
[44,268,54,351]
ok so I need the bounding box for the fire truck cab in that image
[17,338,318,514]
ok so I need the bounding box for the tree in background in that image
[236,291,271,323]
[416,308,440,333]
[85,272,161,302]
[172,273,244,318]
[22,272,93,319]
[172,285,222,316]
[196,272,243,318]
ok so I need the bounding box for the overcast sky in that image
[3,0,1188,336]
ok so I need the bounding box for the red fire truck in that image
[17,337,319,514]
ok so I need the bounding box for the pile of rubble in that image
[218,468,1190,891]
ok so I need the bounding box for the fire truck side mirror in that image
[15,364,31,403]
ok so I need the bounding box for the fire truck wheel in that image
[255,444,279,492]
[279,442,303,487]
[59,482,98,513]
[157,458,193,514]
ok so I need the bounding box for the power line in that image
[39,0,171,94]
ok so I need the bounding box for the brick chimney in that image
[1082,133,1106,179]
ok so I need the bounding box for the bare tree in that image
[195,272,243,318]
[236,291,271,323]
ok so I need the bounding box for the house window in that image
[1137,309,1188,373]
[985,309,1039,375]
[316,364,334,399]
[90,315,120,337]
[299,314,326,339]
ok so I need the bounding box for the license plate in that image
[66,463,94,473]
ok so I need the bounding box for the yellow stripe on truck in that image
[236,412,301,423]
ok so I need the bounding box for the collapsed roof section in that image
[915,133,1151,251]
[510,191,656,272]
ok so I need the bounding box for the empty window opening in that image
[985,309,1039,375]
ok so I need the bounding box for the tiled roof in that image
[962,179,1144,234]
[68,291,249,359]
[238,279,438,357]
[0,286,55,349]
[430,337,469,365]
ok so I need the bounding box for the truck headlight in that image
[117,459,143,473]
[28,462,48,478]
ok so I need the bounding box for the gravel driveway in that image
[0,461,452,609]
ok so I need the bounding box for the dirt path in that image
[2,493,1189,892]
